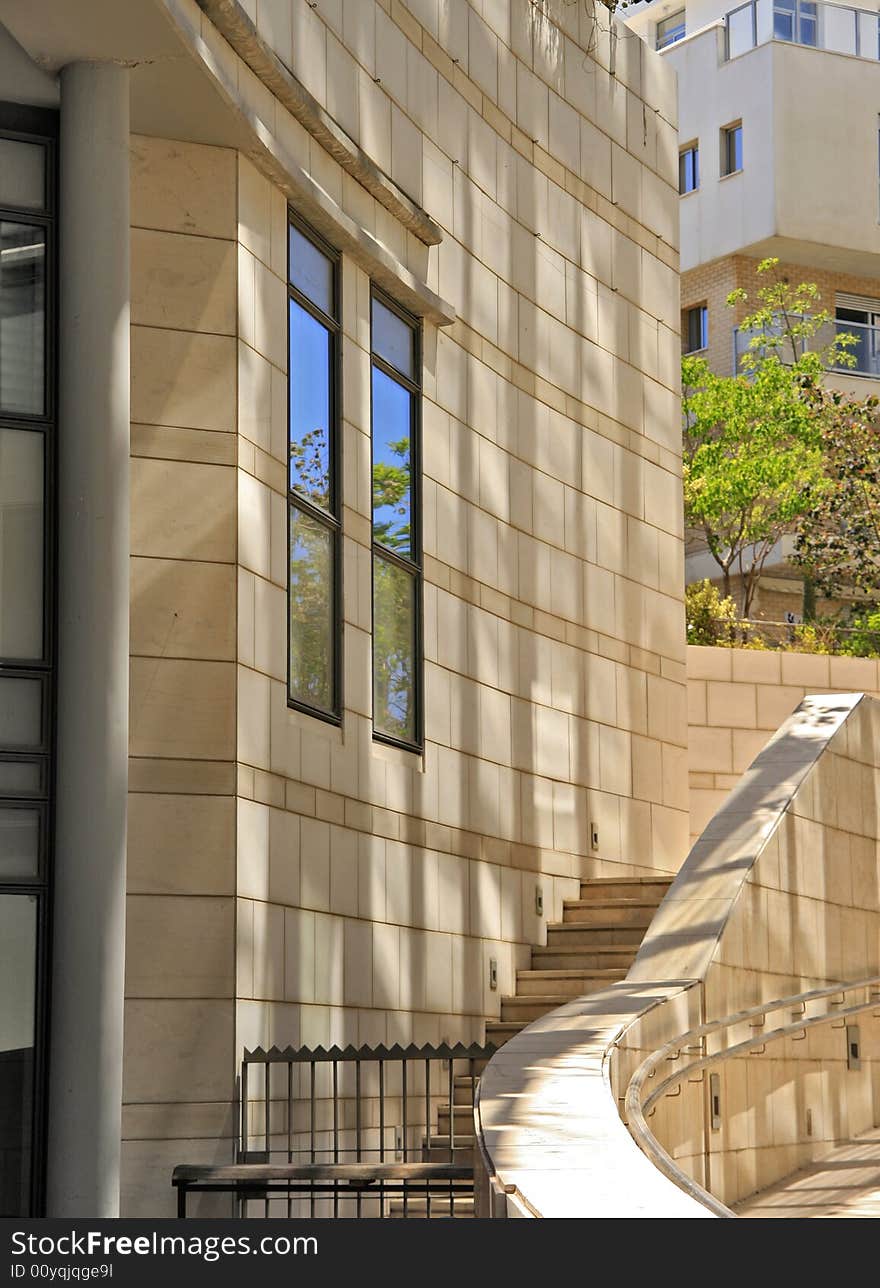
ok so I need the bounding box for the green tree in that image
[682,259,854,618]
[792,388,880,602]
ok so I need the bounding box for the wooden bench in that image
[172,1162,475,1217]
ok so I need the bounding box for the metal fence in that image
[174,1041,495,1218]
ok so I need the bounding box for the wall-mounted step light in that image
[489,957,498,991]
[535,886,544,917]
[710,1073,721,1130]
[590,822,599,851]
[847,1024,861,1071]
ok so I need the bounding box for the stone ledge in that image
[195,0,444,247]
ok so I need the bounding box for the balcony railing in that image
[725,0,880,61]
[733,316,880,379]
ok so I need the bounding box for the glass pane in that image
[373,555,417,744]
[0,222,45,415]
[289,224,334,316]
[0,429,43,660]
[0,762,40,794]
[289,505,334,713]
[372,297,415,379]
[372,366,412,558]
[657,8,686,46]
[773,0,795,39]
[823,5,856,53]
[756,0,774,42]
[733,127,743,171]
[0,140,44,211]
[0,893,37,1217]
[727,4,755,56]
[798,5,817,45]
[0,677,42,748]
[858,12,878,58]
[679,148,698,194]
[0,808,38,879]
[289,300,332,508]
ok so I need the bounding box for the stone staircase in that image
[387,874,671,1216]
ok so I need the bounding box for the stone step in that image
[452,1075,480,1106]
[436,1104,476,1135]
[501,994,580,1022]
[546,921,645,947]
[578,877,672,903]
[420,1137,474,1165]
[530,943,637,971]
[485,1020,527,1048]
[515,967,623,997]
[561,898,657,927]
[386,1195,475,1218]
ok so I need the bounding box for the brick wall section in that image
[682,253,880,377]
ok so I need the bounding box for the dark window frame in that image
[369,287,423,753]
[721,122,744,176]
[684,304,709,354]
[286,210,344,724]
[0,99,58,1220]
[679,142,700,195]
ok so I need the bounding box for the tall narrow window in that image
[287,217,341,719]
[684,304,709,354]
[721,123,743,176]
[0,101,56,1218]
[679,143,699,194]
[370,292,421,748]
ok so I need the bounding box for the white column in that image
[47,61,130,1217]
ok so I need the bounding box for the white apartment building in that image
[625,0,880,617]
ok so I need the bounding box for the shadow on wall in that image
[476,692,880,1217]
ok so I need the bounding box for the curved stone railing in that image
[475,693,880,1216]
[624,975,880,1217]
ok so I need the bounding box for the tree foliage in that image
[682,259,856,618]
[793,388,880,601]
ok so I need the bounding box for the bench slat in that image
[173,1162,472,1185]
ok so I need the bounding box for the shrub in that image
[686,580,739,646]
[838,609,880,659]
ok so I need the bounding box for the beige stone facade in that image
[686,644,880,840]
[116,0,687,1215]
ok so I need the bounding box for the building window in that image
[835,293,880,377]
[656,8,686,48]
[726,1,757,57]
[684,305,709,354]
[370,291,421,749]
[679,143,699,194]
[773,0,817,45]
[287,216,341,720]
[0,101,57,1219]
[721,123,743,176]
